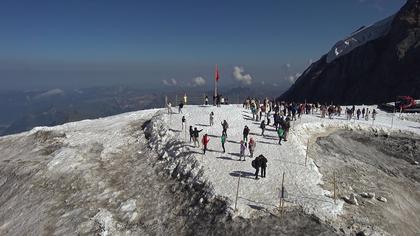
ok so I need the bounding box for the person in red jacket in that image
[202,134,210,154]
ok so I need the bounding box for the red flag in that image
[215,64,220,81]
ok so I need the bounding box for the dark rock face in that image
[280,0,420,105]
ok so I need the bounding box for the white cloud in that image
[162,78,177,86]
[192,76,206,86]
[233,66,253,85]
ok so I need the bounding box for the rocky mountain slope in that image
[279,0,420,104]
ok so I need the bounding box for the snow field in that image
[150,104,420,221]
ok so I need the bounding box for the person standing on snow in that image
[178,102,184,114]
[205,95,209,105]
[221,133,227,153]
[189,126,194,143]
[283,116,291,141]
[259,155,267,178]
[252,157,259,179]
[243,125,250,143]
[209,112,214,126]
[260,120,266,136]
[193,127,203,147]
[221,120,229,137]
[356,109,361,120]
[181,116,186,130]
[365,108,370,121]
[362,107,366,118]
[372,109,377,120]
[167,102,172,114]
[202,134,210,154]
[248,137,256,158]
[183,93,188,105]
[239,140,246,161]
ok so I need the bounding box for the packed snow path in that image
[162,105,420,220]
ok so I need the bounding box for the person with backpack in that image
[221,133,227,153]
[239,140,246,161]
[193,127,203,147]
[209,112,214,126]
[243,125,250,143]
[260,154,268,178]
[181,116,186,130]
[221,120,229,137]
[248,137,256,158]
[202,134,210,154]
[260,120,266,136]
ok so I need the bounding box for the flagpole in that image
[214,64,218,105]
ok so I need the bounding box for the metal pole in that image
[305,139,309,166]
[280,172,285,215]
[333,171,337,204]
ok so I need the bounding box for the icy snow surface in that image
[326,15,394,63]
[154,104,420,221]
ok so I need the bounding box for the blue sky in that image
[0,0,406,90]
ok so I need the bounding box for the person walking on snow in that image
[356,109,361,120]
[181,116,186,130]
[243,125,250,143]
[277,126,285,145]
[260,120,266,136]
[239,140,247,161]
[362,108,366,118]
[193,127,203,147]
[167,102,172,114]
[221,120,229,137]
[209,112,214,126]
[248,137,256,158]
[221,133,227,153]
[202,134,210,154]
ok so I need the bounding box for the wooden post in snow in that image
[234,173,241,211]
[280,172,285,215]
[305,139,309,166]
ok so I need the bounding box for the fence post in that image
[280,172,285,215]
[333,171,337,204]
[234,173,241,211]
[305,139,309,166]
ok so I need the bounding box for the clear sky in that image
[0,0,406,91]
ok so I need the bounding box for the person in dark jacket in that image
[260,155,268,178]
[252,156,260,180]
[189,126,194,142]
[193,127,203,147]
[260,120,266,136]
[221,120,229,137]
[243,125,250,143]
